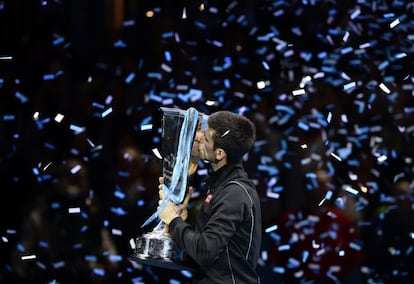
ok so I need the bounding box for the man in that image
[158,110,262,283]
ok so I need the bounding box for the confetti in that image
[21,255,37,261]
[68,207,81,214]
[2,1,414,283]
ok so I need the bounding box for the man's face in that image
[199,128,216,163]
[191,122,204,160]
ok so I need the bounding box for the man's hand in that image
[158,177,193,224]
[158,199,180,225]
[178,186,193,221]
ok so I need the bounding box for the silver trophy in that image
[130,107,200,270]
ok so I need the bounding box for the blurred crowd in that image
[1,0,414,283]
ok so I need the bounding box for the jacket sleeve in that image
[169,184,249,268]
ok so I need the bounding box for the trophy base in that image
[130,231,195,271]
[128,255,194,271]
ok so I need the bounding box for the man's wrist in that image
[168,215,181,226]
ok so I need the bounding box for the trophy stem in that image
[152,219,168,234]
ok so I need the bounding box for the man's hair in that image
[208,111,256,163]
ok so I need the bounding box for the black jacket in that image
[169,162,262,283]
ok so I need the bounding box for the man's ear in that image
[215,148,226,162]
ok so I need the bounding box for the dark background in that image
[1,0,414,283]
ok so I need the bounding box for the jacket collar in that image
[205,162,245,193]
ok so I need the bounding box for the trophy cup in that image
[129,107,200,271]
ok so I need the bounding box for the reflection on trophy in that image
[130,107,200,270]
